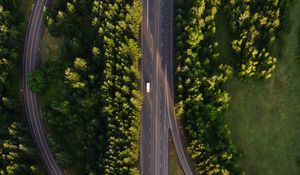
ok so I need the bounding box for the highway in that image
[22,0,192,174]
[140,0,195,175]
[22,0,64,174]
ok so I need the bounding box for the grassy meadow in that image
[218,1,300,174]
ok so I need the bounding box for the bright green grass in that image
[217,1,300,175]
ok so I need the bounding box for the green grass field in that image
[219,1,300,175]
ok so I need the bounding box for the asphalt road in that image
[140,0,194,175]
[23,0,64,174]
[140,0,167,174]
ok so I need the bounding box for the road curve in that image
[166,82,194,175]
[22,0,64,174]
[165,0,194,173]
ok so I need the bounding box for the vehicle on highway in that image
[146,82,150,92]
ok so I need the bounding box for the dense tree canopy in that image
[0,2,44,174]
[175,0,242,174]
[28,0,142,174]
[224,0,281,79]
[92,0,142,174]
[175,0,285,174]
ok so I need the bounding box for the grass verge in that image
[20,0,33,22]
[169,132,185,175]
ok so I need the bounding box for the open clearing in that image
[220,1,300,175]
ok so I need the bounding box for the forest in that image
[0,1,44,174]
[1,0,295,174]
[225,0,281,79]
[175,0,242,174]
[29,0,142,174]
[174,0,284,174]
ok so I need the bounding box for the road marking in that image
[147,0,149,29]
[31,7,61,175]
[170,0,174,98]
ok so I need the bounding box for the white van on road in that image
[146,83,150,93]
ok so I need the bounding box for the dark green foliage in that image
[31,0,142,174]
[92,1,142,174]
[298,24,300,60]
[0,2,44,174]
[224,0,281,79]
[28,70,47,94]
[40,1,105,173]
[0,122,44,175]
[175,0,243,174]
[279,0,295,31]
